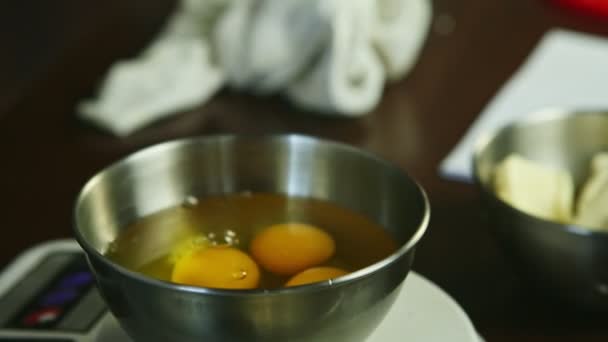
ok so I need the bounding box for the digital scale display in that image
[0,240,131,342]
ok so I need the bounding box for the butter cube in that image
[573,153,608,231]
[493,154,574,223]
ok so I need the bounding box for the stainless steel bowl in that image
[473,109,608,311]
[74,134,429,342]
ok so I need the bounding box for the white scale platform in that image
[0,240,483,341]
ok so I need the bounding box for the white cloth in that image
[285,0,385,115]
[78,0,226,136]
[214,0,331,93]
[439,29,608,182]
[372,0,434,80]
[79,0,432,135]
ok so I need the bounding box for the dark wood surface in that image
[2,1,608,340]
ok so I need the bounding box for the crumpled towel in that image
[79,0,432,136]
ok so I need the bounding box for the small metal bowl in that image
[74,134,429,342]
[473,109,608,311]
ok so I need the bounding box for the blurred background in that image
[1,0,608,341]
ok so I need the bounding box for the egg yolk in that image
[286,266,349,287]
[171,246,260,289]
[250,223,336,275]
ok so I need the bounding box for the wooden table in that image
[2,0,608,340]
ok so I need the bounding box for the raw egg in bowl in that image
[74,134,429,342]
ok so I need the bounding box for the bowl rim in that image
[73,133,430,297]
[472,108,608,237]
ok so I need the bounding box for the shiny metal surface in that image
[74,134,429,342]
[473,109,608,311]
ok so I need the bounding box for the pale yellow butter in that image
[573,153,608,231]
[493,154,574,223]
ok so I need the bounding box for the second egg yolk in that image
[285,266,349,287]
[171,246,260,289]
[250,223,336,276]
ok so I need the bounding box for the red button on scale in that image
[22,307,62,326]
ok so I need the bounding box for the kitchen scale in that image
[0,240,484,341]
